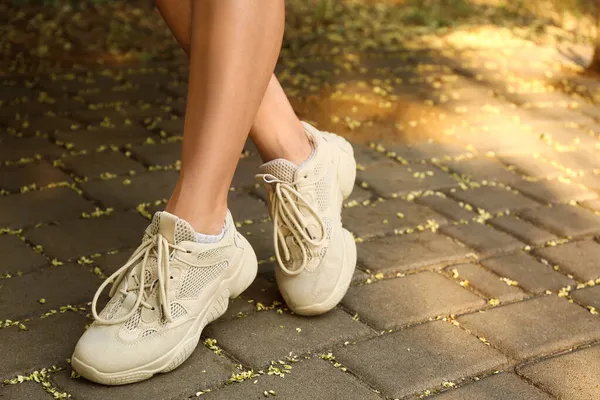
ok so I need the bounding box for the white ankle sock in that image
[196,227,225,244]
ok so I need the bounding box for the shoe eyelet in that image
[170,276,173,280]
[151,307,156,311]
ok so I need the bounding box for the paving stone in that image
[431,372,552,400]
[199,357,381,400]
[440,223,525,257]
[0,264,98,320]
[357,160,457,198]
[581,198,600,212]
[551,150,600,175]
[129,142,182,166]
[343,272,484,330]
[344,184,373,206]
[0,136,64,162]
[416,194,477,222]
[518,345,600,400]
[0,188,93,228]
[386,142,473,163]
[449,186,539,213]
[352,143,390,166]
[54,127,154,151]
[203,309,372,368]
[91,247,134,276]
[534,239,600,281]
[0,382,50,399]
[441,158,521,183]
[0,312,88,380]
[233,155,265,189]
[510,178,597,204]
[446,264,526,302]
[224,276,282,320]
[458,296,600,359]
[5,114,77,137]
[0,235,47,276]
[488,215,558,246]
[228,191,269,223]
[51,346,234,400]
[481,253,575,294]
[61,151,145,179]
[0,161,72,192]
[357,232,472,274]
[25,212,148,260]
[238,222,274,262]
[344,199,448,239]
[571,285,600,310]
[80,171,178,209]
[520,204,600,237]
[499,154,562,179]
[335,321,508,399]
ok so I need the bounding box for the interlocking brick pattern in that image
[2,10,600,400]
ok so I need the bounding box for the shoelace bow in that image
[92,233,186,325]
[257,173,326,275]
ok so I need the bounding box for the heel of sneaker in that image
[338,139,356,200]
[230,234,258,298]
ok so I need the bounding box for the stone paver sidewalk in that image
[2,20,600,400]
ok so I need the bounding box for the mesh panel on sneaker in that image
[124,310,142,331]
[101,295,124,320]
[197,246,230,262]
[174,219,197,244]
[141,329,158,338]
[260,159,297,182]
[177,261,228,299]
[170,302,187,319]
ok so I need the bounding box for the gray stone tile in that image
[447,264,527,302]
[0,136,64,163]
[416,194,477,222]
[441,158,521,183]
[55,127,154,151]
[25,212,148,260]
[335,321,508,399]
[0,161,72,193]
[518,345,600,400]
[344,199,447,239]
[228,191,269,223]
[238,222,273,263]
[343,272,485,330]
[571,286,600,311]
[51,346,234,400]
[357,161,457,198]
[449,186,539,213]
[129,142,182,166]
[520,204,600,238]
[431,372,552,400]
[352,143,390,167]
[0,263,98,320]
[199,358,381,400]
[458,296,600,359]
[499,154,562,179]
[232,156,262,190]
[386,142,473,163]
[510,179,597,204]
[440,223,525,257]
[534,239,600,282]
[0,235,47,276]
[61,151,145,179]
[357,232,472,274]
[0,382,50,399]
[0,312,88,380]
[481,253,575,294]
[0,188,93,228]
[80,171,178,210]
[489,215,558,246]
[203,309,372,368]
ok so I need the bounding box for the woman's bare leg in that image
[156,0,312,166]
[162,0,286,235]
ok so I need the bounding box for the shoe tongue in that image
[259,159,298,183]
[148,211,196,245]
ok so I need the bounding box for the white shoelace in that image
[91,233,185,325]
[257,173,326,275]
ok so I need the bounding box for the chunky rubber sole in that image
[287,134,357,316]
[72,246,258,386]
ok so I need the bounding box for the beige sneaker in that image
[256,121,357,316]
[72,211,257,385]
